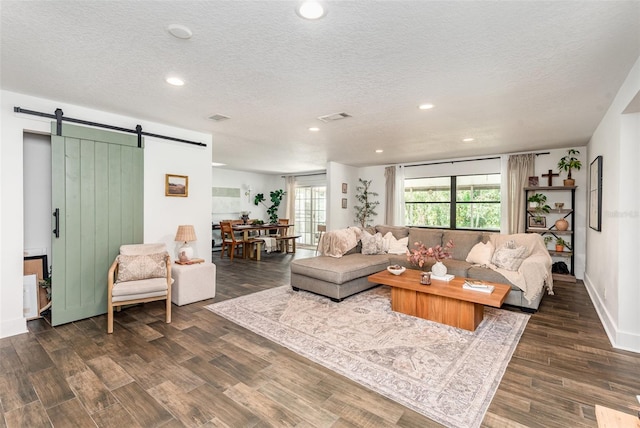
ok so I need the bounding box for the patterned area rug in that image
[206,285,529,428]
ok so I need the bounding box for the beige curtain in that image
[507,154,535,233]
[384,166,396,225]
[284,176,296,226]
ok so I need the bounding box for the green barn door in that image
[51,123,143,326]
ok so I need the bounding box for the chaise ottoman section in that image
[290,254,389,301]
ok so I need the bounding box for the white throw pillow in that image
[465,241,495,266]
[491,244,527,271]
[383,232,409,255]
[361,231,387,255]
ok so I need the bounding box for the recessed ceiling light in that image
[296,1,326,19]
[462,138,475,142]
[167,24,193,40]
[166,77,185,86]
[418,103,434,110]
[309,127,320,132]
[211,162,226,167]
[375,149,384,153]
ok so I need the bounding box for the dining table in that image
[231,223,294,241]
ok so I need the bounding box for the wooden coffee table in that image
[367,269,511,331]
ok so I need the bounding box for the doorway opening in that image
[294,186,326,247]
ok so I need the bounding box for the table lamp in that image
[175,225,197,261]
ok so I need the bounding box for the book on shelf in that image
[463,280,494,293]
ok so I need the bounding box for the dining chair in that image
[107,243,172,333]
[220,221,245,260]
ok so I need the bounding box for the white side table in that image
[171,262,216,306]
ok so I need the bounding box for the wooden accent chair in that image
[220,221,245,260]
[107,243,172,333]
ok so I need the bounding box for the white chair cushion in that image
[112,277,168,297]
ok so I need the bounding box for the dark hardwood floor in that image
[1,248,639,427]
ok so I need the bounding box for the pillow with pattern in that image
[116,252,168,282]
[491,243,526,271]
[361,231,387,255]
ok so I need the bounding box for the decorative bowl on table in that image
[387,265,406,275]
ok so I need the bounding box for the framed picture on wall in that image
[528,176,539,187]
[589,156,602,231]
[341,198,347,209]
[165,174,188,197]
[342,183,348,194]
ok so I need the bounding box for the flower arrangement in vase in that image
[407,240,454,277]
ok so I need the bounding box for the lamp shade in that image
[174,225,197,243]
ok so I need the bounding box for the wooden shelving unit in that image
[524,186,577,282]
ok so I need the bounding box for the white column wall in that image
[585,54,640,352]
[1,90,212,339]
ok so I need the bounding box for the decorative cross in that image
[541,169,559,186]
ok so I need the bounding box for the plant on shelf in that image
[555,237,569,252]
[557,149,582,186]
[253,189,285,224]
[543,236,553,247]
[354,178,380,228]
[527,193,551,221]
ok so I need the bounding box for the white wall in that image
[1,90,212,339]
[586,54,640,352]
[326,162,358,230]
[144,136,212,261]
[211,168,284,223]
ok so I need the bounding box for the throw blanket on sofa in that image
[489,233,554,303]
[318,227,362,258]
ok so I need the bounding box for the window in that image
[405,174,501,230]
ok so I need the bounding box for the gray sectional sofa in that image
[290,225,552,311]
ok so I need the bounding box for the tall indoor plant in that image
[354,178,380,228]
[254,189,286,224]
[557,149,582,186]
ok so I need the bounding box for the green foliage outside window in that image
[405,174,501,230]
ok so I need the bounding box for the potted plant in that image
[527,193,550,222]
[254,189,285,224]
[555,237,569,252]
[543,235,553,248]
[354,178,380,228]
[557,149,582,186]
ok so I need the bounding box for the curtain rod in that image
[403,152,549,168]
[281,171,326,178]
[14,107,206,148]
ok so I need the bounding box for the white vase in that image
[432,261,447,277]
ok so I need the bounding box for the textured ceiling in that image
[2,1,639,174]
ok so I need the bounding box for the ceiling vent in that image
[208,114,230,122]
[317,112,351,123]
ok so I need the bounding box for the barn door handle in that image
[53,208,60,238]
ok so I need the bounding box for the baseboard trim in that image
[0,317,28,339]
[583,273,640,353]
